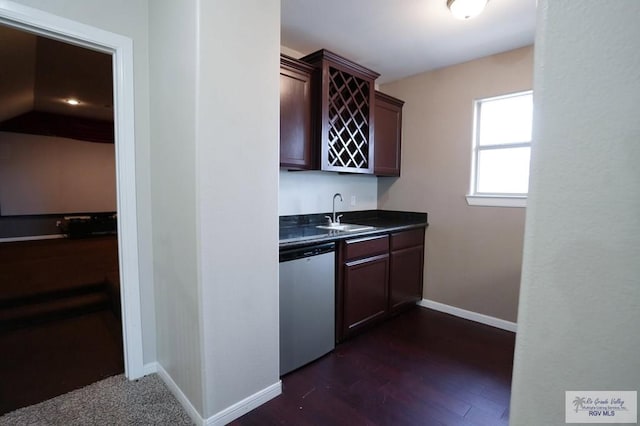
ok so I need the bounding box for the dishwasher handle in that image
[279,242,335,262]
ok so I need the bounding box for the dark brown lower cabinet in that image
[389,228,425,313]
[343,253,389,337]
[338,235,389,341]
[337,228,426,342]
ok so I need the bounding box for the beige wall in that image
[379,46,533,323]
[0,132,116,215]
[150,0,281,418]
[148,0,202,414]
[510,1,640,423]
[197,0,280,416]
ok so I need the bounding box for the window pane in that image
[477,147,530,194]
[479,93,532,146]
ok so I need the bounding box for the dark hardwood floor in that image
[232,307,515,426]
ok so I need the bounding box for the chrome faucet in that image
[325,193,343,225]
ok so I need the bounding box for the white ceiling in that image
[282,0,537,83]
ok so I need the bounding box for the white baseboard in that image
[155,363,206,426]
[154,362,282,426]
[142,362,158,376]
[205,381,282,426]
[418,298,517,333]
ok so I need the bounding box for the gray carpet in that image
[0,374,193,425]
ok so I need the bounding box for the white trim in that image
[418,298,517,332]
[155,362,282,426]
[110,17,145,381]
[204,381,282,426]
[0,1,144,379]
[465,195,527,208]
[0,234,65,243]
[142,362,159,376]
[476,89,534,104]
[156,363,205,426]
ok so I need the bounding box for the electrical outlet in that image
[350,195,357,206]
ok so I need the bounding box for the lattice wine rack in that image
[301,49,380,173]
[328,67,370,168]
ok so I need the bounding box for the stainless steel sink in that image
[316,223,375,232]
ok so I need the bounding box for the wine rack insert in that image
[328,67,370,168]
[301,49,380,173]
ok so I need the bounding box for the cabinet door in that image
[342,253,389,338]
[374,91,404,176]
[280,56,315,170]
[389,245,424,313]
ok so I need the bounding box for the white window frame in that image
[466,90,532,208]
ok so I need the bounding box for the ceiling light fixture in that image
[66,98,80,106]
[447,0,488,20]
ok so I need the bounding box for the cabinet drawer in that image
[344,235,389,261]
[391,228,424,251]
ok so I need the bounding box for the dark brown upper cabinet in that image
[280,55,316,170]
[301,49,379,174]
[374,91,404,176]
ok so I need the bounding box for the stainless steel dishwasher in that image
[279,242,335,376]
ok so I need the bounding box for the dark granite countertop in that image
[280,210,428,249]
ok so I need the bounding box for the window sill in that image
[465,195,527,208]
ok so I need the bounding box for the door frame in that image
[0,1,145,379]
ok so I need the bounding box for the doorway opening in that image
[0,24,122,413]
[0,1,143,414]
